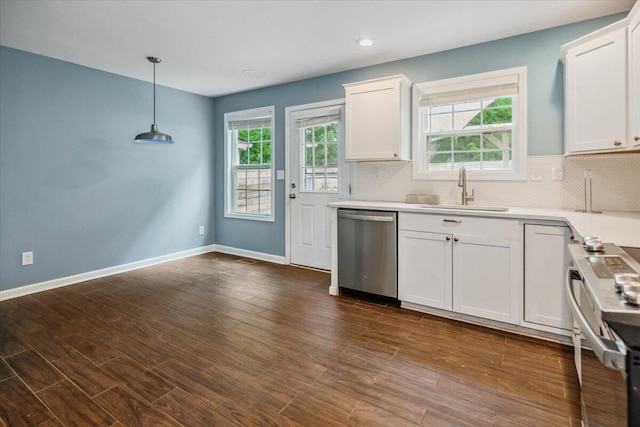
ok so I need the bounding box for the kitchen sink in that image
[416,204,509,212]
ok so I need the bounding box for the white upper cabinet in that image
[562,1,640,154]
[564,27,627,153]
[630,4,640,146]
[343,75,411,161]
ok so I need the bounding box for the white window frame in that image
[224,106,275,222]
[412,67,527,181]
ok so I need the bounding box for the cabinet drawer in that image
[399,212,520,240]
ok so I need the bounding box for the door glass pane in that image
[301,122,339,192]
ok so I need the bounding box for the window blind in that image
[418,74,520,107]
[295,113,341,129]
[227,116,272,130]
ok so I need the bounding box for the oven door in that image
[566,268,628,427]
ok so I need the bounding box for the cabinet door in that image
[452,235,513,323]
[565,27,627,153]
[630,6,640,146]
[398,230,452,310]
[524,224,572,330]
[345,77,407,160]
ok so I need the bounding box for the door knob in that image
[635,136,639,142]
[614,140,622,146]
[445,235,451,241]
[289,194,296,199]
[453,237,459,242]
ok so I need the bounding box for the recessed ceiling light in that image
[356,38,374,47]
[241,69,266,78]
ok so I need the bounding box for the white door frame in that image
[284,98,349,266]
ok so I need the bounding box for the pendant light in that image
[134,56,174,144]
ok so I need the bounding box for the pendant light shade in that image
[134,56,174,144]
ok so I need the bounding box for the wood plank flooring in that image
[0,252,581,426]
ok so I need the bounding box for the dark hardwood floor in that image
[0,252,581,426]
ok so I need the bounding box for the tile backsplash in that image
[352,154,640,212]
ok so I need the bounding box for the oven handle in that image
[565,267,626,371]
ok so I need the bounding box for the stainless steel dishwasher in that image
[337,209,397,298]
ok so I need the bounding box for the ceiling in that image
[0,0,635,97]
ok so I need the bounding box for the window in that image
[295,107,341,192]
[413,67,527,180]
[224,106,275,221]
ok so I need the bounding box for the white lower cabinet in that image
[452,234,516,323]
[398,230,452,310]
[523,224,573,331]
[398,213,521,325]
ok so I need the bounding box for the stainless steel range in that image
[566,238,640,427]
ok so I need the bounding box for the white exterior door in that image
[287,101,350,270]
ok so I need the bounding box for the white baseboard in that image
[0,245,217,301]
[213,244,286,265]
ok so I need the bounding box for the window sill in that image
[224,212,275,222]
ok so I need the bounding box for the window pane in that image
[453,152,481,164]
[424,97,516,173]
[453,134,481,151]
[237,145,249,164]
[327,123,338,142]
[454,100,483,112]
[482,107,512,125]
[300,122,340,193]
[262,142,271,164]
[430,105,452,114]
[484,132,511,150]
[429,112,453,132]
[429,136,452,152]
[248,142,260,164]
[326,143,338,166]
[314,126,326,143]
[226,107,274,219]
[237,129,249,142]
[428,151,452,167]
[234,167,271,214]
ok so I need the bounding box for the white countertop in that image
[328,200,640,247]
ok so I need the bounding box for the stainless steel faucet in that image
[458,166,475,205]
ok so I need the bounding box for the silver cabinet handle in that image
[338,213,394,222]
[443,219,462,224]
[564,268,626,370]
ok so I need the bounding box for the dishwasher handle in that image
[337,212,395,222]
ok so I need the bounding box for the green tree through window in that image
[429,97,513,168]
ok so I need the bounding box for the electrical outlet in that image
[372,167,381,180]
[22,251,33,266]
[530,170,542,181]
[552,166,564,181]
[198,226,205,235]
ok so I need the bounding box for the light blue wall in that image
[0,46,216,291]
[214,14,624,257]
